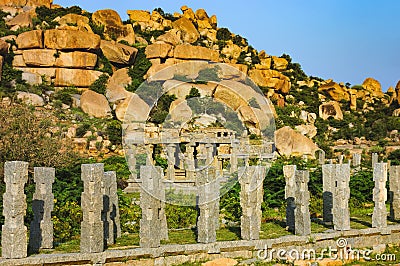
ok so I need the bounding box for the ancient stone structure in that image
[322,164,334,224]
[316,150,325,165]
[294,170,311,236]
[283,165,297,231]
[352,153,361,169]
[108,171,121,239]
[239,166,266,240]
[372,153,379,168]
[139,165,168,248]
[333,164,351,231]
[29,167,55,253]
[80,164,104,253]
[372,163,388,228]
[124,144,140,193]
[1,161,29,259]
[196,167,219,243]
[389,166,400,220]
[337,155,344,164]
[102,172,114,245]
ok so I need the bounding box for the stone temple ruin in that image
[1,61,400,265]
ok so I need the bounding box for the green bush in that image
[118,191,141,233]
[349,170,374,207]
[127,48,152,92]
[216,28,232,41]
[186,87,201,99]
[388,150,400,165]
[53,87,79,106]
[89,74,109,95]
[105,120,122,145]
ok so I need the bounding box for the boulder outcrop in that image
[80,90,112,118]
[44,29,101,50]
[275,126,319,158]
[319,101,343,120]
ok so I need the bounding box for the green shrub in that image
[95,53,113,75]
[388,150,400,165]
[105,120,122,145]
[118,191,141,233]
[126,48,152,92]
[53,87,79,105]
[186,87,201,99]
[89,74,109,95]
[216,28,232,41]
[349,170,374,206]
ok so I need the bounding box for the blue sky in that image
[55,0,400,90]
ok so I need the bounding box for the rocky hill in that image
[0,0,399,160]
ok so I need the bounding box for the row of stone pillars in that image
[138,164,267,248]
[1,162,121,258]
[284,163,400,236]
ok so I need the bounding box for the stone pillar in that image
[139,165,168,248]
[102,172,114,246]
[205,143,214,166]
[372,163,388,228]
[372,153,379,168]
[338,155,344,164]
[185,142,196,180]
[239,166,266,240]
[80,164,104,253]
[108,171,121,239]
[230,140,239,173]
[352,153,361,169]
[145,144,154,165]
[29,167,55,253]
[294,170,311,236]
[333,164,351,231]
[196,167,219,243]
[283,165,297,232]
[166,143,176,181]
[1,161,28,259]
[389,166,400,220]
[124,145,140,193]
[317,150,325,165]
[322,164,334,224]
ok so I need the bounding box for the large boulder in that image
[248,69,291,94]
[319,101,343,120]
[362,77,384,98]
[55,69,105,87]
[21,72,42,85]
[100,40,137,65]
[16,67,56,78]
[106,68,132,103]
[127,10,151,22]
[6,12,32,28]
[22,49,56,66]
[318,80,350,101]
[156,29,182,46]
[168,98,192,123]
[396,80,400,104]
[44,29,101,50]
[26,0,52,7]
[145,42,173,59]
[116,93,151,122]
[92,9,135,44]
[16,91,44,106]
[59,14,89,26]
[172,17,200,44]
[0,39,9,54]
[16,30,43,49]
[55,51,97,68]
[0,0,27,6]
[174,44,219,61]
[275,126,319,158]
[272,56,288,71]
[80,90,112,118]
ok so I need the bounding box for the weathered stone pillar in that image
[29,167,55,253]
[166,143,176,181]
[108,171,121,239]
[145,144,154,165]
[124,145,140,193]
[317,150,325,165]
[372,153,379,168]
[352,153,361,169]
[338,155,344,164]
[294,170,311,236]
[80,164,104,253]
[139,165,168,248]
[389,166,400,220]
[283,165,297,232]
[333,164,351,231]
[196,167,219,243]
[230,140,239,173]
[322,164,334,224]
[372,163,388,228]
[205,143,214,166]
[185,142,196,180]
[102,171,114,246]
[239,166,266,240]
[2,161,28,259]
